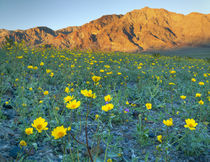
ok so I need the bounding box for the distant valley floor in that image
[142,47,210,58]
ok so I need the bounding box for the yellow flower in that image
[40,62,44,66]
[66,100,81,109]
[64,96,74,103]
[104,65,111,68]
[117,72,122,75]
[43,91,49,95]
[176,111,179,115]
[33,66,38,70]
[92,76,101,82]
[17,56,23,59]
[39,100,43,104]
[92,93,97,99]
[157,135,162,143]
[32,117,48,133]
[180,95,186,100]
[198,100,204,105]
[70,88,74,92]
[104,95,112,102]
[169,82,175,85]
[25,128,33,135]
[19,140,27,147]
[67,126,71,131]
[81,89,96,98]
[102,103,114,112]
[65,87,70,93]
[51,125,67,139]
[106,103,114,110]
[107,159,112,162]
[81,89,88,96]
[191,78,196,82]
[102,105,109,112]
[184,119,198,130]
[29,87,33,91]
[100,69,104,72]
[198,82,204,85]
[137,66,142,69]
[195,93,201,97]
[126,101,129,105]
[46,69,52,73]
[95,114,99,120]
[131,103,136,107]
[106,71,113,75]
[27,65,33,69]
[145,103,152,110]
[22,103,27,107]
[163,118,173,127]
[170,70,176,74]
[50,72,54,77]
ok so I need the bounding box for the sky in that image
[0,0,210,30]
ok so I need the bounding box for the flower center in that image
[189,123,193,127]
[37,124,42,129]
[58,132,64,137]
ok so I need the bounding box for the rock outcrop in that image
[1,7,210,52]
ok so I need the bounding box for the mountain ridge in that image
[1,7,210,52]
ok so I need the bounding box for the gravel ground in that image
[0,100,209,161]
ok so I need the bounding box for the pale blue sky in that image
[0,0,209,30]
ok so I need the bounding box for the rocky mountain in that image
[1,7,210,52]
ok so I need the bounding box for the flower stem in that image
[104,142,109,162]
[69,132,86,145]
[171,133,187,145]
[85,105,93,162]
[45,131,50,138]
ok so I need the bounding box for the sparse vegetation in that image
[0,42,209,161]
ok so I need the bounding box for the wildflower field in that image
[0,43,209,161]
